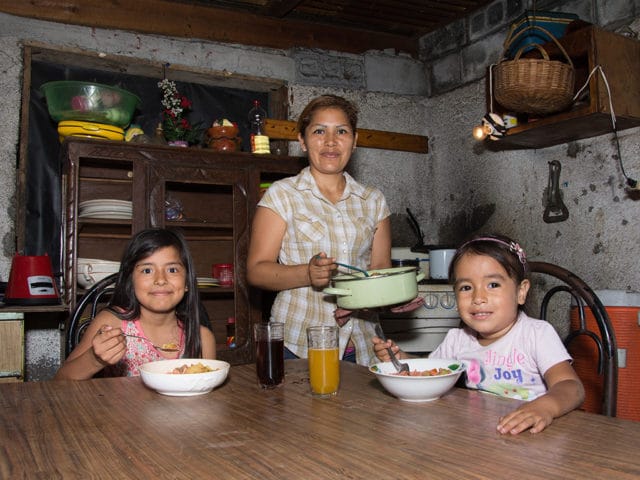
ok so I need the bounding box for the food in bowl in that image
[391,366,454,377]
[370,358,465,402]
[139,358,230,396]
[40,81,141,128]
[169,362,214,374]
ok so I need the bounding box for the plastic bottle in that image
[248,100,270,154]
[226,317,236,348]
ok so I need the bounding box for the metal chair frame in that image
[65,273,118,358]
[528,261,618,417]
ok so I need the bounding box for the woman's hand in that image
[93,325,127,366]
[308,252,337,288]
[389,296,425,313]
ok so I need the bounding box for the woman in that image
[246,94,392,365]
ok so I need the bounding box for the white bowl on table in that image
[139,359,230,397]
[369,358,465,402]
[76,258,121,288]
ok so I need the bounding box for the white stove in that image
[379,282,461,354]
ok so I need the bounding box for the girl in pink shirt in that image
[56,228,216,380]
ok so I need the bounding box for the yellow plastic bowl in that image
[58,121,125,142]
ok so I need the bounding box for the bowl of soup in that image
[369,358,465,402]
[139,359,230,396]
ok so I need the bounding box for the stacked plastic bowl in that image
[40,81,140,142]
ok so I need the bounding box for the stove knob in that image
[440,293,456,309]
[423,293,439,309]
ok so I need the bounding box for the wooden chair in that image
[65,273,118,358]
[528,261,618,417]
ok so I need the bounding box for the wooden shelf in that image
[491,25,640,149]
[265,118,429,153]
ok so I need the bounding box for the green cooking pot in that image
[323,266,425,309]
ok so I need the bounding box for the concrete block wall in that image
[421,0,640,95]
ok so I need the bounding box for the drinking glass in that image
[307,325,340,397]
[254,322,285,389]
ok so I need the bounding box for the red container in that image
[213,263,234,286]
[570,290,640,420]
[4,253,60,305]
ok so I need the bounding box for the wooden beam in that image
[0,0,417,56]
[264,119,428,154]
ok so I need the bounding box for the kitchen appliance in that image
[4,253,60,305]
[379,282,460,354]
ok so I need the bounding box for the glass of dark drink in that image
[254,322,285,389]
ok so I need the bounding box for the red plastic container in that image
[570,290,640,420]
[213,263,234,286]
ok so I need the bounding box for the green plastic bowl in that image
[40,81,141,128]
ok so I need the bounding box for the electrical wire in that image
[572,65,638,189]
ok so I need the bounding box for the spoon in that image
[334,261,370,277]
[374,323,410,374]
[122,333,180,352]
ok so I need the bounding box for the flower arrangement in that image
[157,79,203,145]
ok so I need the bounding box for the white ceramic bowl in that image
[76,258,121,288]
[139,358,230,396]
[369,358,465,402]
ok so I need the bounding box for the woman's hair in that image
[108,228,204,357]
[296,94,358,137]
[448,233,529,285]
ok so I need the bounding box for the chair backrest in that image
[527,261,618,417]
[65,273,118,358]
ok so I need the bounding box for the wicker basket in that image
[494,25,575,116]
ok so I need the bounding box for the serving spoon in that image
[374,323,410,374]
[334,261,370,277]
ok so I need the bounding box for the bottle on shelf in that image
[248,100,270,154]
[226,317,236,348]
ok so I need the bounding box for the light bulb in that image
[472,124,489,140]
[472,113,506,141]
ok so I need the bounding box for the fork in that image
[374,323,410,374]
[122,333,180,352]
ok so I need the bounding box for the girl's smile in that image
[133,246,187,315]
[454,252,529,345]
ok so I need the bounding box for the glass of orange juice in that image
[307,325,340,397]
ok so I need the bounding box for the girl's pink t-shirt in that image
[103,319,185,377]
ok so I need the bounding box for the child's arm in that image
[54,311,126,380]
[496,361,585,435]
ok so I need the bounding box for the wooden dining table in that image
[1,359,639,479]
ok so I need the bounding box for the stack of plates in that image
[79,199,132,220]
[197,277,220,287]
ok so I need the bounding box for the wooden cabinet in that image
[493,25,640,149]
[62,138,306,364]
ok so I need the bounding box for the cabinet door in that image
[65,151,142,308]
[146,161,253,365]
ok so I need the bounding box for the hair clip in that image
[460,236,528,267]
[508,241,527,266]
